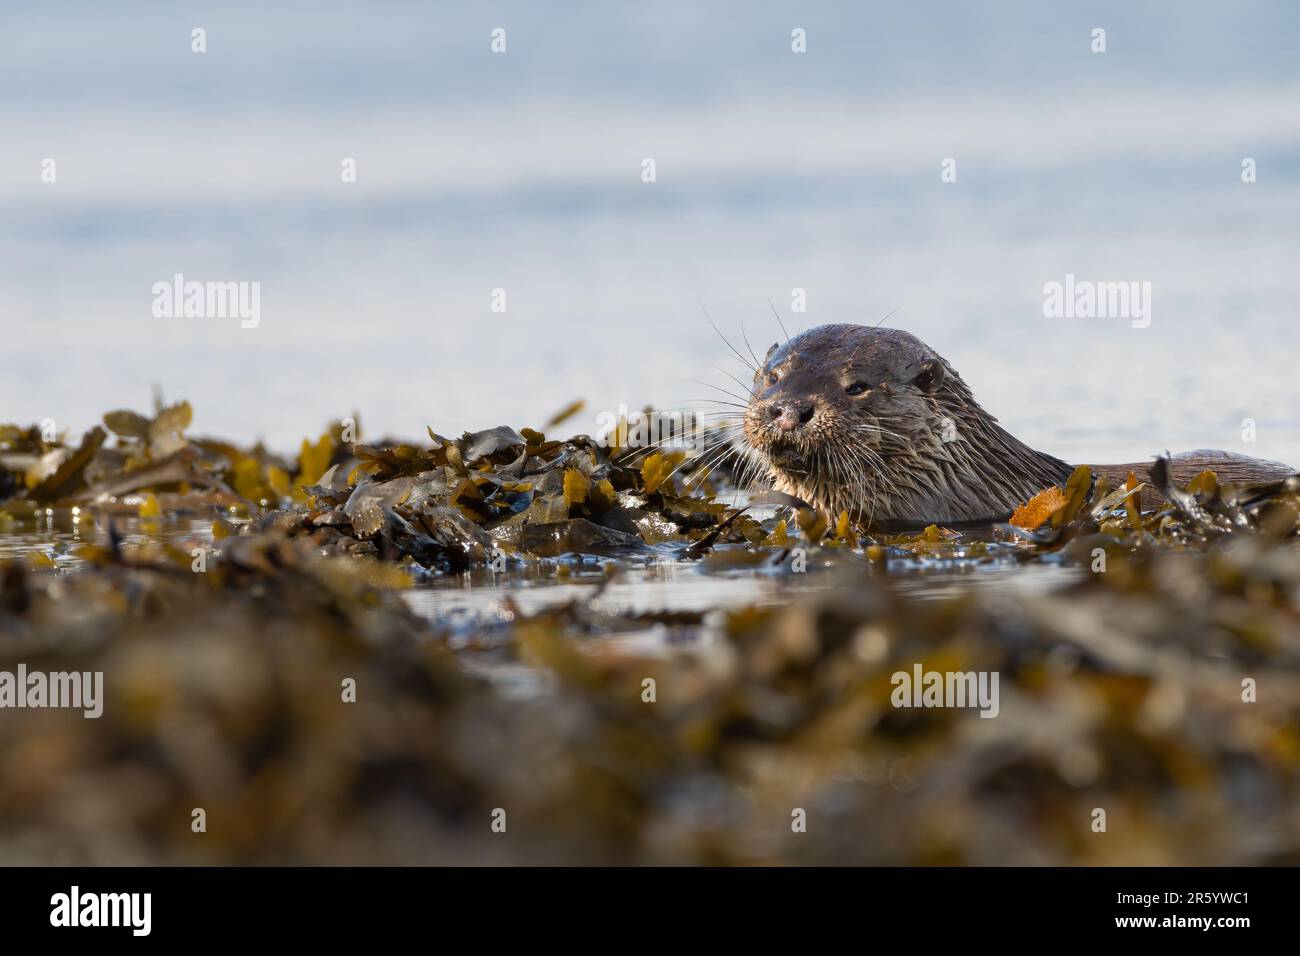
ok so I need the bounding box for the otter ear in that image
[913,359,945,393]
[763,342,779,365]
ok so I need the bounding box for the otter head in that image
[744,325,949,499]
[740,324,1069,525]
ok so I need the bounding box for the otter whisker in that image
[699,300,757,373]
[619,426,740,468]
[739,317,762,371]
[852,423,907,444]
[670,434,739,486]
[767,298,791,344]
[683,381,753,405]
[680,440,745,493]
[617,426,726,466]
[725,447,765,509]
[711,365,758,401]
[683,401,749,413]
[696,416,747,427]
[838,442,868,499]
[872,306,903,329]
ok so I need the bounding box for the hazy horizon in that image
[4,1,1298,466]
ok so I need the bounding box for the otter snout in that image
[767,400,817,432]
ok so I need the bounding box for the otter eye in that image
[765,372,779,387]
[845,381,870,396]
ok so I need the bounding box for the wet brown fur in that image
[742,325,1295,527]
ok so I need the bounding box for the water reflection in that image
[1,514,1081,639]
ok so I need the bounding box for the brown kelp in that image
[1,403,761,567]
[1,404,1299,864]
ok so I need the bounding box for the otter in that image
[742,324,1295,527]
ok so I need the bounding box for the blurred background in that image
[2,0,1297,466]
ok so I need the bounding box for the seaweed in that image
[2,405,1299,865]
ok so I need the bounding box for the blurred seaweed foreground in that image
[2,404,1300,864]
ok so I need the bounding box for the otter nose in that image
[768,401,816,432]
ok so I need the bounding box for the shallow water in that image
[2,512,1080,640]
[407,549,1077,619]
[0,512,215,569]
